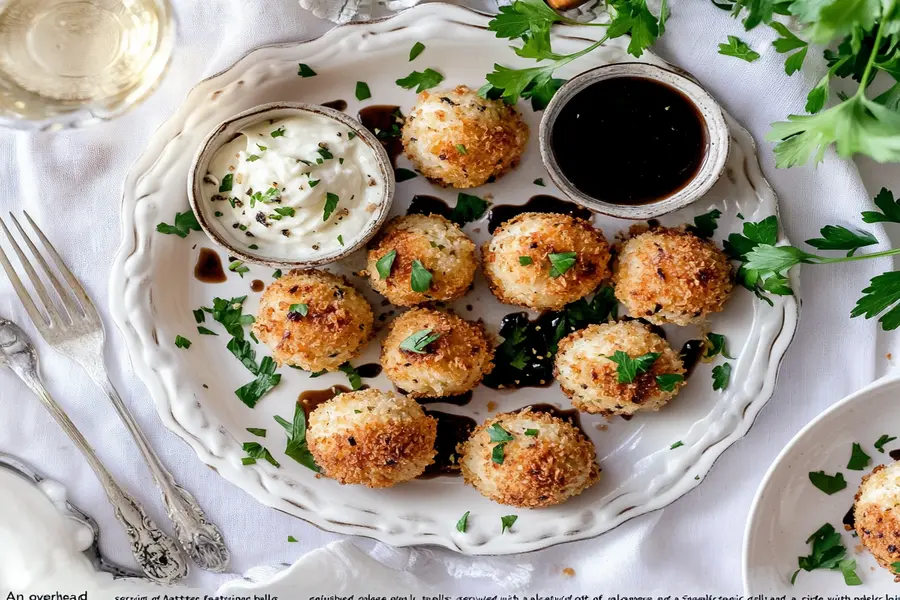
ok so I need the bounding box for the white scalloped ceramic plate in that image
[743,374,900,593]
[109,3,799,554]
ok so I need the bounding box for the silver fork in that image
[0,211,230,573]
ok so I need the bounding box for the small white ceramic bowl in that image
[539,62,729,220]
[188,102,395,268]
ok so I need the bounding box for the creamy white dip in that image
[203,113,386,259]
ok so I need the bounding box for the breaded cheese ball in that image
[613,227,733,326]
[367,214,476,306]
[855,462,900,575]
[401,85,528,188]
[482,212,611,311]
[381,308,493,398]
[253,269,373,373]
[307,389,437,488]
[458,408,599,507]
[554,321,685,416]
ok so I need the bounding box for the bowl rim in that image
[538,61,730,220]
[187,101,396,268]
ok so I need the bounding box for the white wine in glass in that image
[0,0,174,130]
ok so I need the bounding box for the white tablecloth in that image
[1,0,899,593]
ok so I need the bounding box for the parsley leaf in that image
[489,423,515,465]
[847,443,871,470]
[456,510,469,533]
[323,192,339,221]
[862,187,900,223]
[851,272,900,331]
[524,429,538,436]
[718,35,760,62]
[376,249,397,279]
[409,42,426,61]
[670,440,684,449]
[792,523,859,586]
[235,356,281,408]
[875,434,897,453]
[229,260,250,278]
[289,304,308,318]
[449,193,489,225]
[197,326,217,336]
[247,427,266,437]
[174,335,191,349]
[500,514,517,534]
[606,351,660,384]
[396,68,444,92]
[219,174,233,193]
[533,178,545,186]
[338,362,363,390]
[805,225,877,257]
[691,208,722,238]
[712,362,732,391]
[355,81,371,101]
[410,259,432,292]
[399,329,442,353]
[519,256,533,266]
[157,210,201,238]
[271,127,286,138]
[395,168,417,182]
[242,442,280,467]
[656,373,685,392]
[808,470,847,495]
[548,252,577,278]
[287,535,298,542]
[297,63,317,77]
[704,332,733,359]
[770,21,809,75]
[201,296,255,339]
[226,337,258,374]
[274,403,320,472]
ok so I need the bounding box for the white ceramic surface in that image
[743,374,900,593]
[109,3,799,554]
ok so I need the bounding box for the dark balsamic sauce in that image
[551,77,707,205]
[194,248,227,283]
[522,403,585,435]
[483,311,557,389]
[488,195,592,234]
[421,410,476,478]
[415,391,473,406]
[298,385,352,417]
[890,449,900,461]
[843,505,856,531]
[407,195,452,219]
[321,99,348,111]
[679,340,705,377]
[356,363,383,379]
[250,279,264,292]
[358,105,404,167]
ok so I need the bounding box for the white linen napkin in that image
[0,0,896,594]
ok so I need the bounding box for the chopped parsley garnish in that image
[257,144,267,151]
[274,402,320,472]
[670,441,684,449]
[355,81,371,101]
[271,127,286,138]
[193,309,205,323]
[519,256,533,266]
[489,423,515,464]
[337,234,344,246]
[227,337,258,375]
[395,68,444,92]
[338,362,363,390]
[847,443,871,471]
[718,35,760,62]
[272,269,282,278]
[289,303,309,317]
[229,260,249,278]
[323,192,339,221]
[409,41,425,61]
[456,510,469,533]
[395,168,417,182]
[219,173,233,193]
[410,259,432,292]
[808,470,847,495]
[347,131,357,140]
[316,147,334,161]
[247,154,261,162]
[400,329,441,354]
[876,434,898,453]
[376,249,397,280]
[533,178,545,186]
[249,244,259,250]
[712,362,732,391]
[606,351,660,384]
[524,429,538,437]
[456,144,468,155]
[214,211,223,217]
[308,179,320,188]
[656,373,685,392]
[250,187,280,207]
[548,252,576,278]
[791,523,861,586]
[235,356,281,408]
[297,63,317,77]
[274,206,295,218]
[200,296,255,339]
[242,442,280,467]
[500,515,517,534]
[174,335,191,349]
[692,208,722,238]
[288,535,298,542]
[704,332,733,359]
[197,326,218,336]
[246,428,266,437]
[893,562,900,574]
[156,210,201,238]
[449,192,489,225]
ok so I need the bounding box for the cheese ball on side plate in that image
[367,214,477,306]
[307,389,437,488]
[401,85,528,188]
[482,212,611,311]
[554,321,685,416]
[854,461,900,577]
[613,227,734,326]
[253,269,373,373]
[381,308,493,398]
[458,408,599,507]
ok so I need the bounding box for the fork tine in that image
[0,217,54,330]
[10,213,87,320]
[0,215,66,326]
[22,211,98,321]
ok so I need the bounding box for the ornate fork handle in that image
[85,363,230,573]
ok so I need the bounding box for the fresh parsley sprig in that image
[792,523,862,586]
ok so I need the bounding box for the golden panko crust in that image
[252,269,373,372]
[481,212,611,311]
[613,227,734,326]
[401,85,529,188]
[381,308,494,398]
[855,464,900,579]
